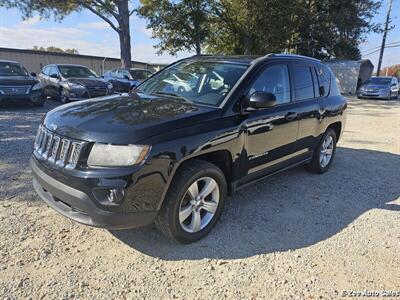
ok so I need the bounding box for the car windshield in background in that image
[0,62,28,77]
[366,78,391,85]
[58,66,99,78]
[137,61,248,106]
[130,70,152,80]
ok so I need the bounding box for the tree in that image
[138,0,214,55]
[0,0,134,68]
[208,0,381,60]
[32,46,79,54]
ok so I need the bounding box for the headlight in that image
[359,86,365,92]
[87,144,150,167]
[107,82,113,90]
[68,82,85,90]
[31,82,42,91]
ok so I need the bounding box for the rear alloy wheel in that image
[156,160,226,243]
[307,128,337,174]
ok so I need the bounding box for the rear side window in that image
[293,65,315,101]
[315,65,330,97]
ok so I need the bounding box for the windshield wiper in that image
[151,91,193,104]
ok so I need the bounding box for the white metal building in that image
[324,59,374,95]
[0,47,166,75]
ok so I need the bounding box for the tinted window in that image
[315,65,330,97]
[130,70,152,80]
[58,65,98,78]
[138,61,248,106]
[49,66,58,77]
[42,66,50,75]
[248,64,291,104]
[365,77,391,85]
[0,62,28,76]
[293,65,315,101]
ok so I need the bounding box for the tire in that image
[59,88,69,104]
[156,159,227,244]
[307,128,337,174]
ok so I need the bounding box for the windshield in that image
[58,65,99,78]
[365,78,391,85]
[0,62,28,77]
[137,60,248,106]
[130,70,152,80]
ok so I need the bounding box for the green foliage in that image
[208,0,381,60]
[138,0,214,55]
[0,0,134,67]
[32,45,79,54]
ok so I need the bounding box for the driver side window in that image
[248,64,291,104]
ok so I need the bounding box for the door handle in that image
[285,112,298,121]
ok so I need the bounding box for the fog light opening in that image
[106,188,125,204]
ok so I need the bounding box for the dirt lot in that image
[0,98,399,299]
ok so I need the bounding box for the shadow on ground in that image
[111,147,400,260]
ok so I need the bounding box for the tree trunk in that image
[117,0,132,68]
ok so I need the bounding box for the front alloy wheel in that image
[179,177,219,233]
[156,160,226,243]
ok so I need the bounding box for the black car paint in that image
[0,61,45,105]
[31,55,347,229]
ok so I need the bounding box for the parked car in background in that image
[357,76,399,100]
[38,64,114,103]
[0,60,45,107]
[31,54,346,243]
[103,68,152,93]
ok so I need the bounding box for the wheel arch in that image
[327,121,342,141]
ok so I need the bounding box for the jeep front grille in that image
[34,125,85,169]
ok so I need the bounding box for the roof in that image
[185,53,321,65]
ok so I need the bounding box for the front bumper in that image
[31,158,157,229]
[66,87,114,101]
[357,91,389,99]
[0,91,45,105]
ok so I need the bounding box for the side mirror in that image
[50,73,59,79]
[246,92,277,110]
[30,72,37,77]
[123,75,130,80]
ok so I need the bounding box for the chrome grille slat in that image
[33,126,84,169]
[49,136,61,163]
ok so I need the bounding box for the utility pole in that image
[377,0,393,76]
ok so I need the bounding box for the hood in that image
[0,76,38,86]
[66,77,108,88]
[43,92,219,144]
[363,83,390,90]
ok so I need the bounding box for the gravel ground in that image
[0,98,399,299]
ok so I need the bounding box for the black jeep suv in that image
[31,54,347,243]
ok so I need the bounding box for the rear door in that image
[292,62,330,153]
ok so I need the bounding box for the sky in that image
[0,1,399,69]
